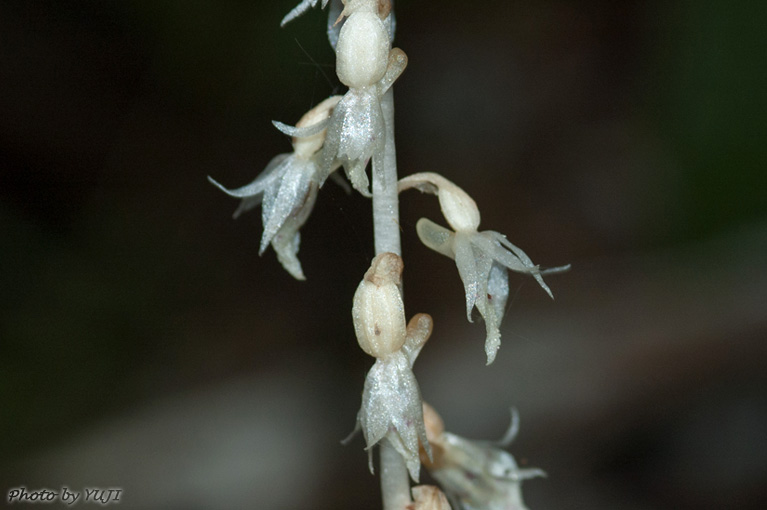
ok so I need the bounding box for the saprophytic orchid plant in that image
[209,1,567,508]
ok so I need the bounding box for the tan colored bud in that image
[352,253,406,358]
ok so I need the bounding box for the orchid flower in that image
[421,403,545,510]
[349,253,433,481]
[399,172,570,364]
[208,96,341,280]
[322,1,407,196]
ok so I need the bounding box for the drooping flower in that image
[349,253,433,481]
[399,172,569,364]
[321,2,407,196]
[421,403,545,510]
[208,96,341,280]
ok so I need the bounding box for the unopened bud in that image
[352,253,406,358]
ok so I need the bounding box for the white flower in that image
[399,172,569,364]
[421,404,545,510]
[357,313,433,481]
[349,253,433,481]
[318,1,407,196]
[208,96,341,280]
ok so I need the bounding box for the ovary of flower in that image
[421,403,545,510]
[207,96,341,280]
[399,172,569,364]
[321,48,407,196]
[336,8,390,89]
[353,252,406,357]
[351,254,433,481]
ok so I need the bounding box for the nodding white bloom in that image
[399,172,569,364]
[208,96,341,280]
[319,0,407,196]
[349,253,433,481]
[421,403,545,510]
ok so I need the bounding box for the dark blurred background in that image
[2,1,766,509]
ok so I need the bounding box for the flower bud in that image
[352,253,406,358]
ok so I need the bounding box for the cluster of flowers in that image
[211,1,567,507]
[210,0,405,279]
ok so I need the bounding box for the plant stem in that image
[380,438,411,510]
[373,89,401,257]
[373,90,410,508]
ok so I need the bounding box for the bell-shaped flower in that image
[399,172,569,364]
[319,8,407,196]
[208,96,341,280]
[349,253,433,481]
[421,403,545,510]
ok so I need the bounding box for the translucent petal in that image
[344,157,372,197]
[359,352,428,481]
[207,153,290,201]
[377,48,408,96]
[272,118,329,139]
[326,0,344,49]
[487,262,510,327]
[453,233,492,323]
[402,313,433,367]
[321,89,384,196]
[259,160,317,253]
[415,218,455,259]
[428,423,545,510]
[271,228,305,280]
[280,0,330,26]
[482,232,554,299]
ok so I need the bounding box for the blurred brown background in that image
[2,1,766,509]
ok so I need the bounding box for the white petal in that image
[415,218,455,259]
[207,153,290,201]
[482,231,554,299]
[272,118,329,139]
[291,95,343,159]
[359,353,427,481]
[453,232,492,323]
[377,48,408,96]
[320,90,384,196]
[401,313,433,367]
[271,228,305,280]
[259,160,318,253]
[280,0,330,26]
